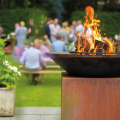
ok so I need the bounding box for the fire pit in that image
[47,6,120,120]
[47,6,118,77]
[46,52,120,77]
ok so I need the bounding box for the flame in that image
[76,6,114,55]
[106,39,114,53]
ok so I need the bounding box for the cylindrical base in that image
[61,73,120,120]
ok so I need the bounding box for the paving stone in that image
[40,115,61,120]
[11,115,41,120]
[15,107,61,115]
[0,117,11,120]
[1,107,61,120]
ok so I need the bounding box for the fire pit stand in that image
[46,52,120,120]
[61,72,120,120]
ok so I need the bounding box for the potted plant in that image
[0,39,21,116]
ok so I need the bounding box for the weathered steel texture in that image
[0,88,15,116]
[46,52,120,77]
[61,73,120,120]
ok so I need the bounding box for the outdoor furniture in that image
[4,39,15,54]
[19,65,61,69]
[20,70,65,84]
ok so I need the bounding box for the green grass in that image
[6,55,61,107]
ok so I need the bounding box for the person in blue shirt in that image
[20,40,45,85]
[51,36,67,52]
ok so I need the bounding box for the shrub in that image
[71,11,120,38]
[0,39,21,89]
[0,8,48,37]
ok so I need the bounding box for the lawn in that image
[6,55,61,107]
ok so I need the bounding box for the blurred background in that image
[0,0,120,37]
[1,0,120,107]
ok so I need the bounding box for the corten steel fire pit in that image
[47,6,120,120]
[46,52,120,77]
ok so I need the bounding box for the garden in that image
[0,0,120,119]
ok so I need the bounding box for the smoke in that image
[54,0,63,20]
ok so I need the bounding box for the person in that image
[69,20,77,42]
[75,20,84,34]
[16,21,27,58]
[14,23,20,46]
[49,18,61,42]
[20,40,45,85]
[58,22,70,44]
[51,35,67,52]
[43,35,51,46]
[44,18,52,39]
[0,26,3,39]
[61,21,70,31]
[28,18,37,43]
[15,23,20,34]
[38,39,53,63]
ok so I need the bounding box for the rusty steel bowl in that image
[46,52,120,77]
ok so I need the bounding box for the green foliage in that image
[0,39,20,89]
[0,8,48,36]
[71,11,120,38]
[6,54,61,107]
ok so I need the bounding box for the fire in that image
[76,6,114,54]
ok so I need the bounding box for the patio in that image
[0,107,61,120]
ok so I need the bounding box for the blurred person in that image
[15,23,20,33]
[51,35,66,52]
[38,39,52,63]
[43,35,51,46]
[16,21,27,58]
[61,21,70,31]
[14,23,20,46]
[28,18,37,43]
[58,22,70,44]
[0,26,3,39]
[69,20,77,42]
[49,18,61,42]
[60,36,65,43]
[20,40,45,85]
[75,20,84,34]
[44,18,52,39]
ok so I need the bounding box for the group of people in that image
[15,19,38,58]
[13,18,85,85]
[44,18,84,51]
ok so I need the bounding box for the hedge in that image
[0,8,48,37]
[71,11,120,38]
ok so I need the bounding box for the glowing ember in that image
[76,6,114,54]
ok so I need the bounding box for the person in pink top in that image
[36,39,53,63]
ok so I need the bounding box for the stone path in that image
[0,107,61,120]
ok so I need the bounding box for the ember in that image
[75,6,115,54]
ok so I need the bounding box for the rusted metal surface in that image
[61,73,120,120]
